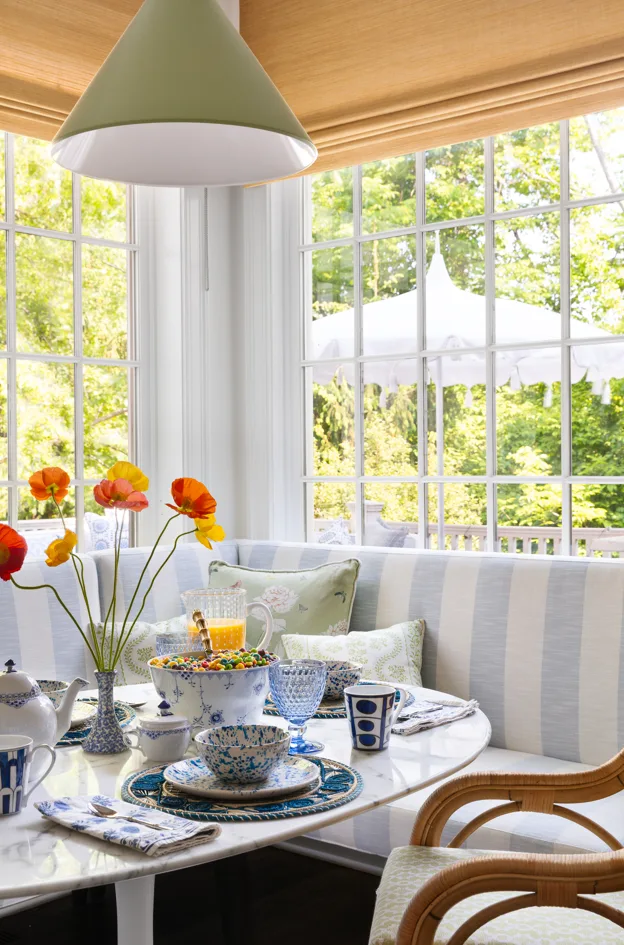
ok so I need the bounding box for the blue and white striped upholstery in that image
[239,541,624,767]
[93,540,239,623]
[0,555,100,682]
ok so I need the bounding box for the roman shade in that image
[2,0,624,172]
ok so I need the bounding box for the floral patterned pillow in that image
[282,620,425,687]
[208,559,360,656]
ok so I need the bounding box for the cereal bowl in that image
[323,661,363,701]
[194,724,290,783]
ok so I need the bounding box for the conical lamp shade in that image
[51,0,317,186]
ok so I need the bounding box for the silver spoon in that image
[88,801,171,831]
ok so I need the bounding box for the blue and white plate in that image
[164,756,321,801]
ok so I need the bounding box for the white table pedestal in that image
[115,874,155,945]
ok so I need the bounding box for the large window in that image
[0,133,137,557]
[302,109,624,556]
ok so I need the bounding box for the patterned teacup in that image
[0,735,56,815]
[344,684,407,751]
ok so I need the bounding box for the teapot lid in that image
[0,659,40,696]
[139,700,190,732]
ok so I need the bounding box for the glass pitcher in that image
[180,588,273,653]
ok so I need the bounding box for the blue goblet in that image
[269,659,327,754]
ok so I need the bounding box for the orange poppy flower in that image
[166,478,217,519]
[194,515,226,549]
[0,525,27,582]
[93,478,149,512]
[45,530,78,568]
[29,467,71,503]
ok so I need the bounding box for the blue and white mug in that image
[0,735,56,815]
[344,684,407,751]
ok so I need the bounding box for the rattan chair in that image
[369,748,624,945]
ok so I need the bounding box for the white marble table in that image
[0,685,490,945]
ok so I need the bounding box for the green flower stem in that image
[10,575,100,668]
[111,528,195,669]
[118,512,179,640]
[108,512,123,669]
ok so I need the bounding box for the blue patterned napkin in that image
[35,794,221,856]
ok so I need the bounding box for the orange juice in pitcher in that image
[181,588,273,654]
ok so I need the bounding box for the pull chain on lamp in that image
[51,0,317,186]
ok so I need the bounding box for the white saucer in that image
[70,701,98,728]
[164,756,321,801]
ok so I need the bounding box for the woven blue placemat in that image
[121,756,363,823]
[58,700,136,746]
[263,684,415,719]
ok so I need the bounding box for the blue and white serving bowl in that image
[323,661,363,701]
[194,724,290,783]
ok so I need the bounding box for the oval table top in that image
[0,684,490,899]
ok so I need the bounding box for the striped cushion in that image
[309,746,624,858]
[93,540,239,623]
[239,541,624,765]
[0,555,100,682]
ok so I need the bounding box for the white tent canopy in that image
[311,249,624,403]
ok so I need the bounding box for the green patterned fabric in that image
[208,558,360,655]
[283,620,424,687]
[370,846,624,944]
[96,615,187,684]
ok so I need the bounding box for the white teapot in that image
[0,660,88,774]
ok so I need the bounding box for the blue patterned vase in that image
[82,671,129,754]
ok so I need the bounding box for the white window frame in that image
[298,119,624,554]
[0,131,139,550]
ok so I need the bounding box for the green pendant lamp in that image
[51,0,317,186]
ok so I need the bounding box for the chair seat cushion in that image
[369,845,624,945]
[309,746,624,858]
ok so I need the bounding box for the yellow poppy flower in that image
[106,462,149,492]
[45,530,78,568]
[194,515,225,549]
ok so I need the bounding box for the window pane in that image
[362,155,416,235]
[311,168,353,242]
[0,359,6,479]
[18,487,74,560]
[308,246,354,360]
[496,352,561,476]
[570,203,624,336]
[425,139,485,223]
[570,108,624,201]
[497,483,562,554]
[572,484,624,558]
[362,235,416,354]
[571,342,624,475]
[16,234,74,355]
[428,483,487,551]
[308,481,355,542]
[81,178,128,242]
[308,364,355,477]
[495,213,560,343]
[14,136,72,232]
[364,483,417,547]
[0,489,7,524]
[427,355,486,475]
[17,361,74,478]
[84,486,129,552]
[83,365,130,478]
[425,224,485,348]
[0,231,5,348]
[0,135,5,221]
[82,245,128,359]
[494,123,560,211]
[363,361,417,476]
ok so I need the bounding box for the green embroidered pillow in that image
[94,615,187,684]
[282,620,425,687]
[208,558,360,655]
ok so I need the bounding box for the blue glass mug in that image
[344,684,407,751]
[0,735,56,815]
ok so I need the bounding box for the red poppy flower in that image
[166,478,217,519]
[0,525,27,582]
[93,478,149,512]
[29,467,70,502]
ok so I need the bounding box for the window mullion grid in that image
[5,132,17,528]
[560,120,572,556]
[353,164,364,545]
[484,135,497,552]
[73,172,85,551]
[415,151,428,549]
[126,188,138,548]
